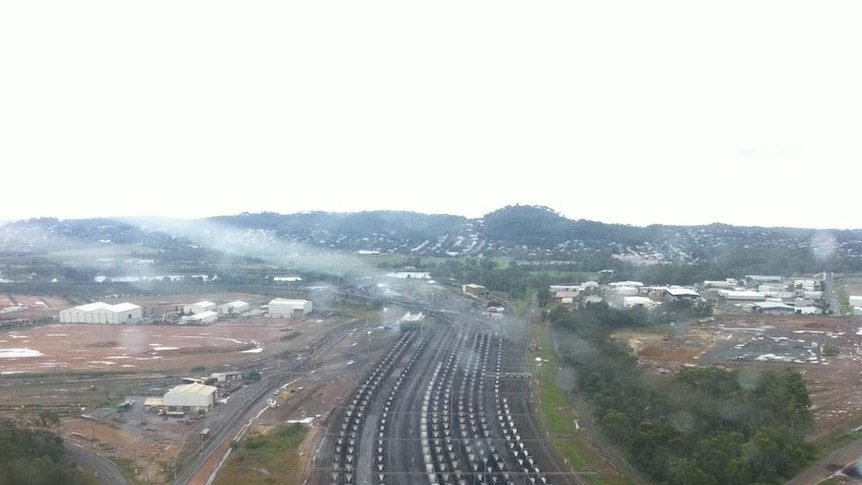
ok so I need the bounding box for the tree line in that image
[0,418,89,484]
[547,302,815,485]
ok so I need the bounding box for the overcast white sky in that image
[2,1,861,229]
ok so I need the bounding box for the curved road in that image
[65,442,128,485]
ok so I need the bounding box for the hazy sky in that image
[3,2,861,229]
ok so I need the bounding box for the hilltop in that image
[1,205,861,282]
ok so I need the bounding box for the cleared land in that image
[0,292,389,484]
[614,313,862,444]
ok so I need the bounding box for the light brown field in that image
[615,313,862,443]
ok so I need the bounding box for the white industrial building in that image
[745,275,783,284]
[218,300,250,315]
[180,310,218,324]
[752,301,796,315]
[183,301,216,315]
[703,279,737,288]
[794,279,817,291]
[663,287,701,302]
[552,291,580,304]
[718,290,766,301]
[623,296,658,309]
[399,312,425,331]
[163,383,217,413]
[550,284,581,293]
[59,302,143,324]
[609,281,644,288]
[268,298,313,318]
[462,283,487,296]
[613,286,639,296]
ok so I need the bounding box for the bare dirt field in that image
[0,319,298,374]
[615,313,862,443]
[0,291,384,484]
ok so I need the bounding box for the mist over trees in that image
[547,303,815,484]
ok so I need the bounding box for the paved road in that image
[65,442,129,485]
[784,440,862,485]
[823,271,843,315]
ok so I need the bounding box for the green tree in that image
[668,457,715,485]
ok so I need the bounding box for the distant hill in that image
[1,206,861,270]
[483,205,650,246]
[209,210,468,240]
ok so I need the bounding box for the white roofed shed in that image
[59,302,143,324]
[164,383,217,413]
[218,300,250,315]
[184,301,216,315]
[268,298,312,318]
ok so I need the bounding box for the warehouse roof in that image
[222,300,248,307]
[112,302,141,312]
[269,298,309,305]
[75,302,112,312]
[69,302,141,313]
[753,301,794,309]
[665,287,700,297]
[182,310,218,321]
[167,383,217,396]
[144,397,164,408]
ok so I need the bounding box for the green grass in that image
[529,322,635,485]
[814,416,862,458]
[213,424,307,485]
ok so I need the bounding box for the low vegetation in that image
[530,322,633,485]
[212,424,307,485]
[548,302,816,484]
[0,418,91,485]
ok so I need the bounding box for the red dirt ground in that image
[0,292,353,483]
[615,314,862,443]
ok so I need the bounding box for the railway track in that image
[311,307,582,485]
[171,322,361,484]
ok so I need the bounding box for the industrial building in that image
[163,383,217,414]
[752,301,796,315]
[623,296,658,309]
[718,290,766,301]
[183,301,216,315]
[59,302,143,324]
[462,283,487,296]
[180,310,218,324]
[399,312,425,331]
[663,287,701,302]
[268,298,312,318]
[218,300,250,315]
